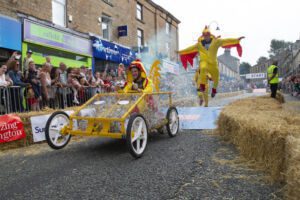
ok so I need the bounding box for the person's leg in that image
[208,65,219,98]
[270,84,277,98]
[199,62,208,91]
[197,91,204,106]
[203,85,209,107]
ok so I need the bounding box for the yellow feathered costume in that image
[179,26,243,97]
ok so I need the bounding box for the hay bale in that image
[217,96,300,180]
[285,134,300,199]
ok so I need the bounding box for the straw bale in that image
[217,95,300,199]
[285,135,300,199]
[217,96,299,179]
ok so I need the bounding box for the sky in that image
[153,0,300,65]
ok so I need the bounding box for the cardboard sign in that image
[0,114,26,143]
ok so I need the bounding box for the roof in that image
[146,0,181,24]
[218,49,240,73]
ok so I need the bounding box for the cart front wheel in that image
[45,111,71,150]
[126,114,148,158]
[166,107,179,137]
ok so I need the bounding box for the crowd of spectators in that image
[0,51,126,113]
[281,74,300,97]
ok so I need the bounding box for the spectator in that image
[40,63,55,108]
[45,56,51,65]
[67,67,83,105]
[8,60,30,112]
[23,49,33,76]
[0,65,13,87]
[57,62,72,108]
[80,65,88,81]
[27,61,41,111]
[94,72,105,93]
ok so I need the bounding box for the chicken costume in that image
[179,26,243,97]
[123,59,153,93]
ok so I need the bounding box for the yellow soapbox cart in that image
[45,92,179,158]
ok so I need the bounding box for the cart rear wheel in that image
[166,107,179,137]
[45,111,71,150]
[126,114,148,158]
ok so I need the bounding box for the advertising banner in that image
[177,107,222,129]
[246,73,266,79]
[0,114,26,143]
[92,36,135,65]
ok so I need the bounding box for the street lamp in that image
[209,21,220,31]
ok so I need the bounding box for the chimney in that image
[224,48,231,56]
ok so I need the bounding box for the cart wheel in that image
[45,111,71,150]
[126,114,148,158]
[166,107,179,137]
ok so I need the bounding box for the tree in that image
[256,56,268,65]
[269,39,293,56]
[239,62,251,75]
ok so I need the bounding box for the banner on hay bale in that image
[178,107,222,129]
[0,114,26,144]
[31,110,74,143]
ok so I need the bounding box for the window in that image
[102,15,111,40]
[52,0,66,27]
[137,29,144,48]
[166,42,170,58]
[136,3,143,20]
[166,22,171,35]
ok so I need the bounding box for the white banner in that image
[30,110,74,143]
[246,73,266,79]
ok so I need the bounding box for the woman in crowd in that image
[27,61,41,111]
[8,60,30,112]
[67,67,83,105]
[0,65,13,87]
[40,62,56,108]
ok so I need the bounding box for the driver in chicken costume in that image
[179,26,244,99]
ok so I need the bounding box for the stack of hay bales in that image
[217,95,300,199]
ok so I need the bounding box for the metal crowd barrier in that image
[0,86,104,115]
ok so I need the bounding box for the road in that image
[0,92,282,200]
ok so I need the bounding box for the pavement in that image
[0,92,283,200]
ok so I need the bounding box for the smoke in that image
[137,29,198,99]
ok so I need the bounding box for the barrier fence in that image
[0,86,103,114]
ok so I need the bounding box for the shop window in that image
[166,22,171,35]
[52,0,66,27]
[27,43,88,62]
[137,29,144,48]
[102,15,111,40]
[136,3,143,21]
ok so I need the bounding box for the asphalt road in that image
[0,92,282,200]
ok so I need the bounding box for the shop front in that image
[91,36,135,73]
[22,19,92,68]
[0,15,21,65]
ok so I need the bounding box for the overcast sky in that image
[153,0,300,65]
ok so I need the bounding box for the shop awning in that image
[0,15,21,51]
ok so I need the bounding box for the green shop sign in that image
[24,19,92,56]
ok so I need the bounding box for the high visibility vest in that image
[267,65,279,84]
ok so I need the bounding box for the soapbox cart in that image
[45,92,179,158]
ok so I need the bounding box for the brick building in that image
[0,0,180,71]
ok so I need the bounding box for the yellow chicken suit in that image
[179,26,243,97]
